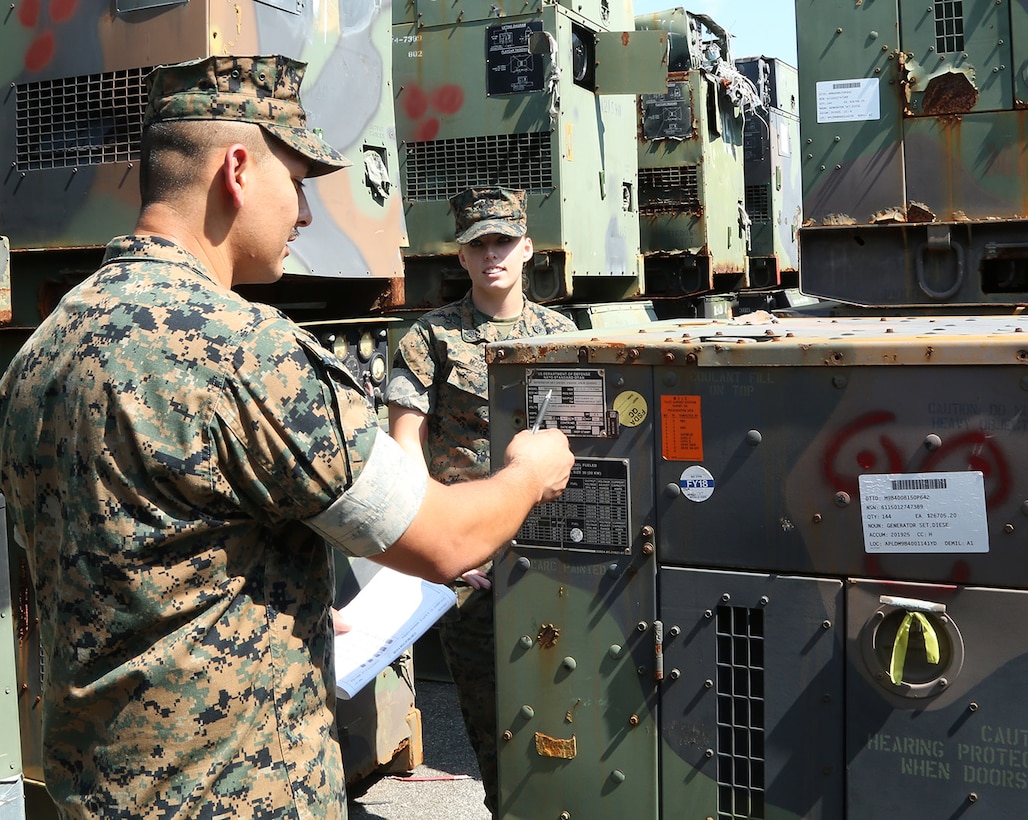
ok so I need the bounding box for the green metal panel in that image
[1012,0,1028,105]
[491,358,659,819]
[796,0,904,224]
[594,30,669,95]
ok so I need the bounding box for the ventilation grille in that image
[934,1,964,54]
[16,68,150,171]
[403,133,553,201]
[639,165,700,214]
[745,185,770,222]
[716,605,766,819]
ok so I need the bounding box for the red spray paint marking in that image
[401,82,465,144]
[50,0,79,23]
[18,0,41,27]
[25,30,55,72]
[823,410,903,496]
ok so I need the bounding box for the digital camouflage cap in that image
[450,187,527,244]
[144,54,351,178]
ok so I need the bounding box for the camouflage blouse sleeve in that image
[207,315,423,551]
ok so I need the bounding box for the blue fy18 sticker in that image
[679,465,715,502]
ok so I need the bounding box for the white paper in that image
[333,567,456,699]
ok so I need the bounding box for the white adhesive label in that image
[679,465,715,502]
[859,472,989,554]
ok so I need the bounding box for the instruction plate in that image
[858,472,989,554]
[527,368,610,437]
[516,458,630,553]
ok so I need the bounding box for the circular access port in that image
[860,605,964,699]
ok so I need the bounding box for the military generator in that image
[487,0,1028,818]
[736,55,801,291]
[391,0,668,308]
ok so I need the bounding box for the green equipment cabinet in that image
[489,314,1028,819]
[736,55,801,290]
[634,9,749,302]
[392,0,668,308]
[796,0,1028,308]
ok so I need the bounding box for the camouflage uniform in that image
[0,57,421,819]
[386,195,576,814]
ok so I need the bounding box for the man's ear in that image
[221,143,250,209]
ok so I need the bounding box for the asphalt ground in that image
[347,680,492,820]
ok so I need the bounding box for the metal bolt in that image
[705,748,714,758]
[642,542,654,555]
[812,513,823,524]
[721,593,731,603]
[969,702,979,712]
[637,621,648,632]
[822,620,833,629]
[759,596,769,606]
[670,669,681,680]
[516,556,531,570]
[834,491,851,507]
[704,679,714,689]
[704,609,713,619]
[628,714,640,726]
[641,525,654,537]
[1004,523,1015,534]
[668,625,681,637]
[968,793,978,803]
[502,730,513,741]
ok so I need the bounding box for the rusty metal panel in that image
[799,219,1028,308]
[903,111,1028,223]
[898,0,1012,115]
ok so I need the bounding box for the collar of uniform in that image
[459,290,525,343]
[102,235,219,285]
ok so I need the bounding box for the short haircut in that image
[139,120,275,205]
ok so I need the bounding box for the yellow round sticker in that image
[613,390,648,428]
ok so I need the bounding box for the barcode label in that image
[833,81,861,89]
[891,478,948,490]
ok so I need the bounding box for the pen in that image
[531,389,553,434]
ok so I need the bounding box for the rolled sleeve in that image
[303,430,427,556]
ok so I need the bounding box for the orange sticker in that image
[661,395,703,461]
